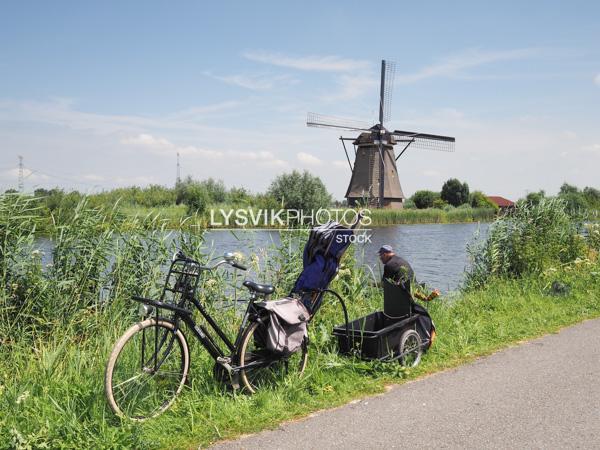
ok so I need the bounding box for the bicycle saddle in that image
[243,280,275,295]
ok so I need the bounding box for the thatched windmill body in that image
[308,60,456,209]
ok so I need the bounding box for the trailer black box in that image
[333,311,419,360]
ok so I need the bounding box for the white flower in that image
[16,391,29,405]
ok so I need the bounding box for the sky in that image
[1,0,599,201]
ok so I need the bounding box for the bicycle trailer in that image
[333,280,435,366]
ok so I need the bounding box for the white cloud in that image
[121,134,289,168]
[582,143,600,153]
[230,150,287,167]
[333,160,350,170]
[595,73,600,86]
[297,152,322,165]
[3,167,50,182]
[325,74,378,101]
[202,71,297,91]
[121,133,222,158]
[115,175,156,186]
[243,51,370,72]
[81,174,105,181]
[395,107,477,133]
[422,169,440,177]
[0,98,242,135]
[396,48,541,84]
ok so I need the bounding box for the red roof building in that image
[487,196,515,209]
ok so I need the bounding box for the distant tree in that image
[200,178,227,203]
[267,170,332,211]
[175,176,194,205]
[557,183,591,214]
[44,188,67,212]
[441,178,470,207]
[411,190,437,209]
[185,183,211,215]
[228,187,250,204]
[4,188,18,194]
[560,192,588,214]
[523,190,545,206]
[432,198,448,209]
[402,198,416,209]
[583,187,600,208]
[136,184,176,207]
[175,176,228,207]
[253,193,280,210]
[559,183,579,196]
[34,188,50,197]
[470,191,499,210]
[175,176,210,214]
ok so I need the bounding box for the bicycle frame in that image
[131,253,269,374]
[132,291,262,361]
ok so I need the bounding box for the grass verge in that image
[2,261,598,449]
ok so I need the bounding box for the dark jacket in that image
[382,255,415,292]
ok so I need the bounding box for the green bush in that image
[411,190,437,209]
[524,190,546,206]
[432,198,448,209]
[441,178,469,207]
[267,170,332,212]
[403,199,416,209]
[583,187,600,209]
[587,224,600,252]
[470,191,499,211]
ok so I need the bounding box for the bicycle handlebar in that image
[173,250,247,271]
[231,262,247,271]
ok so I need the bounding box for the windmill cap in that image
[377,245,394,255]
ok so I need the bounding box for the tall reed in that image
[464,198,587,290]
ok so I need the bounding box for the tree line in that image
[7,173,599,217]
[407,178,498,211]
[16,170,332,215]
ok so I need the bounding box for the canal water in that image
[36,222,489,293]
[202,222,489,292]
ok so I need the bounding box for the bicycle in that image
[104,250,308,421]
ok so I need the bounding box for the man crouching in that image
[378,245,440,302]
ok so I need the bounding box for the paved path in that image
[211,318,600,449]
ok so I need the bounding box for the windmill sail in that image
[381,61,396,124]
[307,113,373,132]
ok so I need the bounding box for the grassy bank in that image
[117,204,497,229]
[1,195,599,449]
[368,206,496,225]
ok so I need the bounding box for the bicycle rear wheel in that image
[105,318,189,420]
[238,320,308,393]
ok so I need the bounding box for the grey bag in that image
[259,298,310,355]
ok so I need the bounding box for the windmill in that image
[307,60,455,208]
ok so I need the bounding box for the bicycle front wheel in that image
[105,318,189,420]
[238,320,308,394]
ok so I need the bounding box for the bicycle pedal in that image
[229,372,240,390]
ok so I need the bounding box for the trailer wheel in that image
[398,329,422,367]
